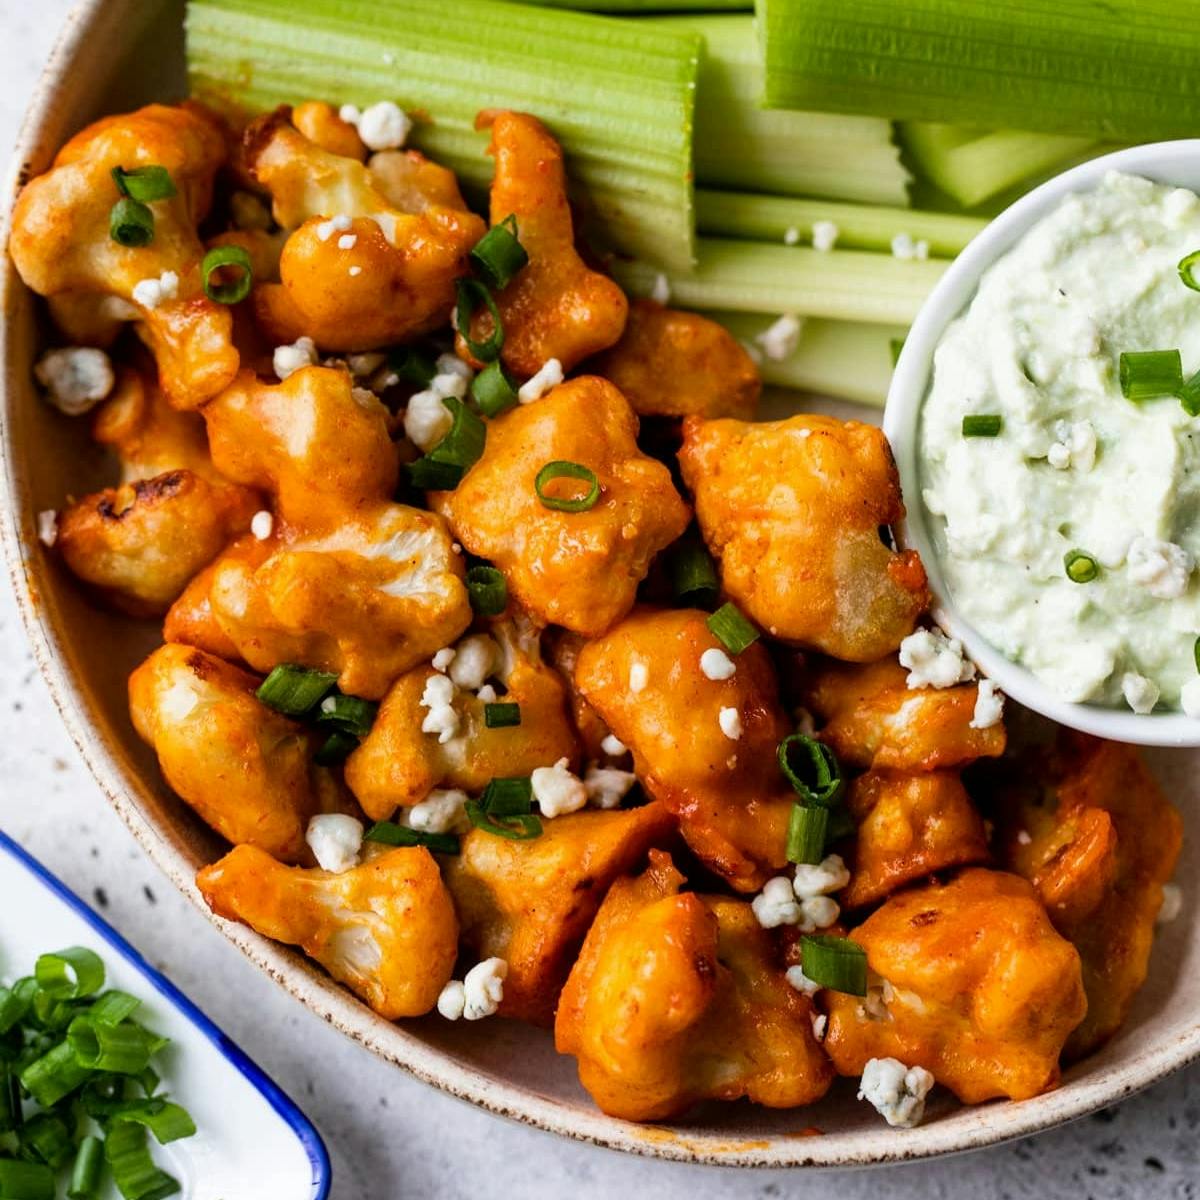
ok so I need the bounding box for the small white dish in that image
[0,828,331,1199]
[885,140,1200,748]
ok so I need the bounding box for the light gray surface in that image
[1,5,1197,1198]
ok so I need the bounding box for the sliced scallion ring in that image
[363,822,460,856]
[201,244,253,304]
[1194,635,1200,674]
[469,214,529,291]
[465,800,542,841]
[786,803,829,866]
[799,934,868,996]
[313,729,359,766]
[479,776,534,816]
[1179,249,1200,292]
[535,461,600,513]
[1063,549,1099,584]
[316,692,378,738]
[35,948,104,1001]
[466,564,507,616]
[104,1121,179,1200]
[1119,349,1183,401]
[406,396,487,491]
[961,414,1002,437]
[0,1160,55,1200]
[68,1135,104,1200]
[1180,369,1200,417]
[110,165,177,203]
[668,540,718,608]
[484,702,521,728]
[706,602,760,655]
[470,359,518,417]
[109,198,154,247]
[889,336,905,366]
[19,1112,74,1170]
[388,346,437,388]
[256,665,338,716]
[67,1016,155,1075]
[455,277,504,362]
[778,733,844,806]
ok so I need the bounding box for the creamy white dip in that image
[920,171,1200,710]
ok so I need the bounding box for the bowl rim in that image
[3,0,1199,1168]
[884,139,1200,749]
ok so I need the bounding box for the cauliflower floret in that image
[456,112,627,376]
[345,615,578,820]
[305,813,364,873]
[592,300,760,420]
[857,1058,935,1129]
[434,376,689,636]
[129,645,340,861]
[575,609,795,893]
[243,107,484,350]
[291,101,366,160]
[9,103,239,409]
[679,414,929,661]
[35,346,114,415]
[197,843,458,1019]
[555,852,833,1121]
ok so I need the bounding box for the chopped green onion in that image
[1064,549,1100,584]
[109,198,154,247]
[1194,635,1200,673]
[1180,369,1200,417]
[786,803,829,866]
[1119,350,1183,401]
[961,414,1002,438]
[0,1069,19,1135]
[1179,250,1200,292]
[466,564,507,616]
[35,947,104,1000]
[113,1101,196,1145]
[0,978,37,1034]
[667,540,719,608]
[256,665,337,716]
[535,461,601,513]
[314,729,359,766]
[201,244,253,304]
[800,935,868,997]
[90,990,142,1027]
[465,801,542,841]
[470,360,519,417]
[389,346,437,388]
[111,166,177,203]
[706,602,759,655]
[484,702,521,728]
[19,1111,75,1170]
[889,337,905,366]
[363,822,460,856]
[479,776,534,816]
[470,215,529,291]
[407,396,488,490]
[316,693,378,738]
[20,1040,92,1108]
[455,278,504,363]
[137,1065,161,1098]
[104,1121,180,1200]
[68,1135,104,1200]
[778,733,844,806]
[0,1160,55,1200]
[68,1016,155,1075]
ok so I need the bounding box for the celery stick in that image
[644,14,910,206]
[696,190,983,258]
[900,124,1099,209]
[186,0,700,272]
[716,313,903,408]
[757,0,1200,141]
[615,239,945,326]
[523,0,749,7]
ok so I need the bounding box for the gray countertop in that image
[2,6,1197,1197]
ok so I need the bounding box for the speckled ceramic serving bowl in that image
[885,141,1200,749]
[3,0,1198,1168]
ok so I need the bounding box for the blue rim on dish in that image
[0,825,332,1199]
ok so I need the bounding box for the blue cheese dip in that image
[920,171,1200,714]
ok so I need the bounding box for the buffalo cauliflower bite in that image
[290,101,366,160]
[129,644,339,862]
[991,733,1181,1060]
[823,868,1087,1104]
[841,770,990,909]
[9,103,239,409]
[591,300,761,420]
[203,366,398,528]
[368,149,472,215]
[443,803,675,1024]
[574,608,795,892]
[196,843,458,1019]
[555,851,833,1121]
[545,631,611,759]
[57,469,257,617]
[205,502,472,700]
[243,108,484,349]
[456,111,628,376]
[434,377,689,636]
[345,615,580,821]
[802,656,1006,772]
[679,415,929,661]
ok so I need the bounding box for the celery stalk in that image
[522,0,749,7]
[716,313,903,408]
[900,124,1099,210]
[614,239,945,326]
[757,0,1200,141]
[186,0,700,272]
[644,14,910,206]
[696,190,983,258]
